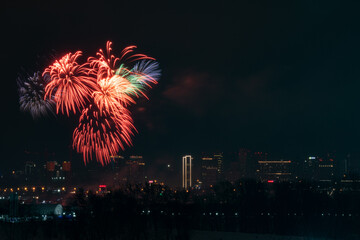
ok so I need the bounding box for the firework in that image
[30,41,160,165]
[92,74,135,112]
[17,71,55,118]
[126,60,161,98]
[43,51,97,116]
[72,103,135,165]
[89,42,160,103]
[88,41,155,81]
[72,42,160,164]
[73,72,136,165]
[132,60,161,83]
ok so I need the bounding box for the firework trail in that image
[17,71,55,118]
[43,51,97,116]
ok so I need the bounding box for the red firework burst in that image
[43,51,97,116]
[92,74,135,113]
[41,41,159,165]
[71,42,155,164]
[88,41,154,82]
[73,103,136,165]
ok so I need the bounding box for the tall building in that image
[253,152,269,179]
[182,155,192,189]
[257,160,292,182]
[110,155,125,171]
[201,153,225,187]
[304,156,317,180]
[123,155,146,184]
[130,155,145,183]
[317,153,335,182]
[109,155,125,186]
[201,156,217,188]
[214,153,224,180]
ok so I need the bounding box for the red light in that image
[99,185,106,188]
[148,180,154,184]
[267,180,274,183]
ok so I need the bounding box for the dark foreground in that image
[0,211,359,240]
[0,181,360,239]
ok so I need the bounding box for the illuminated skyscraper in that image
[257,160,292,182]
[253,152,269,179]
[182,155,192,189]
[201,156,217,188]
[214,153,224,180]
[110,155,125,171]
[201,153,225,187]
[317,153,335,182]
[304,156,317,180]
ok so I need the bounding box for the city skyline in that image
[3,148,360,190]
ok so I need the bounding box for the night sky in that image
[1,1,360,172]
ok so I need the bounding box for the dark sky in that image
[1,0,360,171]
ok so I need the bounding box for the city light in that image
[182,155,192,189]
